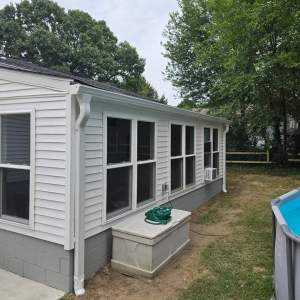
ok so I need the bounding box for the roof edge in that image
[71,84,230,125]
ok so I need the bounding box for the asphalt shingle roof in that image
[0,56,157,101]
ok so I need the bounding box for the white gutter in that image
[222,125,230,193]
[73,93,92,296]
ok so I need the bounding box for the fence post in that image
[267,149,270,163]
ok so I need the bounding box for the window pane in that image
[1,168,30,220]
[137,163,154,204]
[107,118,131,164]
[213,152,219,173]
[213,129,218,151]
[171,158,183,191]
[1,114,30,165]
[107,167,131,215]
[138,121,154,161]
[204,142,211,153]
[204,153,211,168]
[186,126,194,155]
[186,156,195,186]
[171,124,182,157]
[204,128,211,143]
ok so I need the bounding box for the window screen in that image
[186,126,194,155]
[2,169,30,220]
[137,163,154,204]
[107,117,131,164]
[171,158,183,191]
[171,124,182,157]
[107,167,131,215]
[1,113,31,222]
[1,114,30,165]
[137,121,154,161]
[186,156,195,186]
[213,129,218,151]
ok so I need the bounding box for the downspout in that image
[222,124,229,193]
[73,93,92,296]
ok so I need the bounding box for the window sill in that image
[104,199,157,226]
[0,216,32,230]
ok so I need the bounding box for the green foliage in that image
[0,0,166,103]
[164,0,300,159]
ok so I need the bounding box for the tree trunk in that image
[272,104,289,165]
[272,119,282,163]
[281,97,288,165]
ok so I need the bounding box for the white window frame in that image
[103,112,157,223]
[170,122,196,195]
[204,127,220,174]
[212,128,220,175]
[185,125,196,187]
[136,120,156,207]
[0,110,35,228]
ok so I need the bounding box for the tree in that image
[0,0,166,103]
[164,0,300,163]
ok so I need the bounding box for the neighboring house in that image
[0,57,229,294]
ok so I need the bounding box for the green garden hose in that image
[145,207,172,225]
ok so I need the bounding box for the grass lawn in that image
[63,166,300,300]
[179,166,300,300]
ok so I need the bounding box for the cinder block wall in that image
[0,229,73,292]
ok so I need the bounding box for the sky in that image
[0,0,181,105]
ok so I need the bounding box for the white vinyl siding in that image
[84,112,103,237]
[195,123,204,184]
[0,77,69,245]
[156,120,169,202]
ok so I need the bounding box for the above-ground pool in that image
[272,188,300,300]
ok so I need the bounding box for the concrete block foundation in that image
[0,229,74,292]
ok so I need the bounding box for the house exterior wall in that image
[83,99,226,239]
[0,70,72,247]
[0,69,227,292]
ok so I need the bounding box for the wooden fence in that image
[227,151,300,164]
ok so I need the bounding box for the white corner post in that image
[73,93,92,296]
[222,124,229,193]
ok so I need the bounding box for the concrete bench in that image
[111,209,191,278]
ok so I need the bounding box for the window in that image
[0,113,31,223]
[171,124,183,192]
[204,128,211,168]
[137,121,155,205]
[213,129,219,174]
[185,156,195,186]
[106,117,132,217]
[171,124,182,157]
[107,118,131,164]
[170,124,195,193]
[185,126,195,186]
[137,163,154,204]
[204,127,219,174]
[107,167,131,214]
[106,117,156,218]
[171,158,182,191]
[137,121,154,161]
[186,126,194,155]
